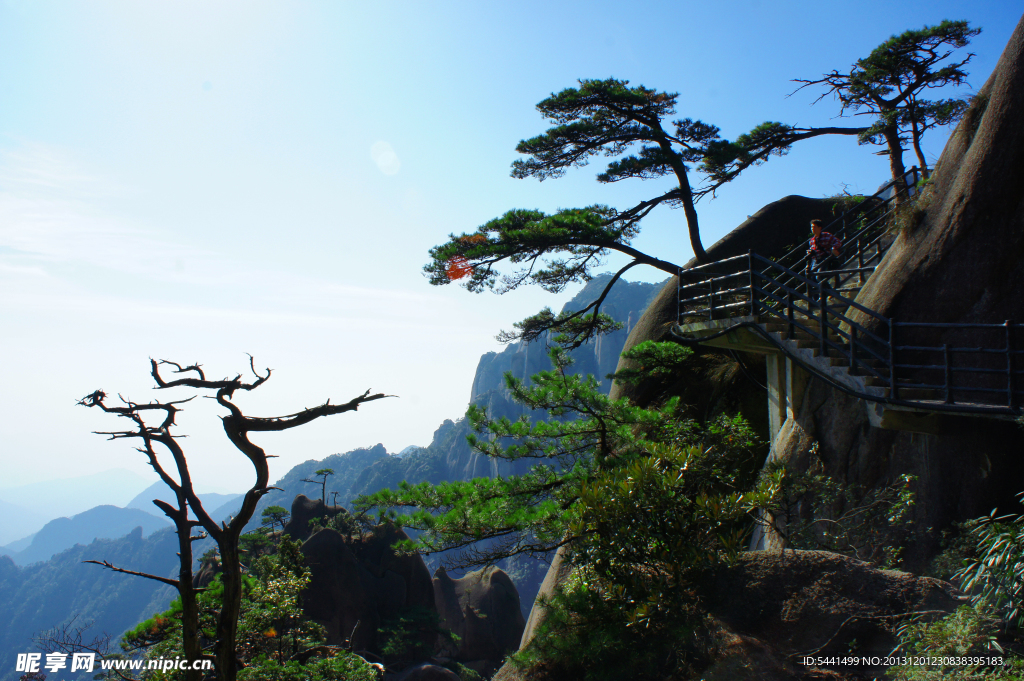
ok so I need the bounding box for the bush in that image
[957,503,1024,626]
[886,605,1023,680]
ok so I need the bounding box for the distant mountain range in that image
[125,483,243,524]
[0,469,157,545]
[2,506,170,566]
[0,274,666,679]
[0,487,244,566]
[0,527,180,681]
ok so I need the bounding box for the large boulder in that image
[300,523,436,653]
[701,550,962,679]
[433,565,526,674]
[284,494,352,541]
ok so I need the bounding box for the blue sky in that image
[1,1,1020,492]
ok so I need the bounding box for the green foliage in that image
[379,606,457,663]
[886,605,1023,680]
[571,436,768,631]
[121,537,371,680]
[760,446,917,567]
[237,654,378,681]
[609,340,694,387]
[425,206,626,296]
[496,305,623,348]
[357,345,718,566]
[302,468,335,505]
[798,20,980,178]
[510,79,712,182]
[956,501,1024,627]
[511,572,716,681]
[926,521,981,581]
[240,529,276,568]
[359,342,779,678]
[261,505,290,534]
[307,508,364,537]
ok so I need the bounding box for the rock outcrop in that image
[300,522,436,653]
[433,565,526,675]
[769,12,1024,567]
[284,494,353,542]
[701,551,962,679]
[498,550,962,681]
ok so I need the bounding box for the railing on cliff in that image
[673,171,1022,416]
[770,167,921,295]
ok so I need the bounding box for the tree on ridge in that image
[77,358,387,681]
[794,19,980,183]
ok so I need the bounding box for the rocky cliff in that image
[768,14,1024,568]
[496,14,1024,681]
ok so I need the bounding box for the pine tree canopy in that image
[354,343,769,571]
[425,78,867,347]
[794,20,980,179]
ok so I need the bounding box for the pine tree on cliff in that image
[794,20,981,183]
[426,78,865,348]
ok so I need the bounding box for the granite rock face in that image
[769,13,1024,567]
[433,565,526,675]
[300,522,436,653]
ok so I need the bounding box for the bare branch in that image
[82,560,181,589]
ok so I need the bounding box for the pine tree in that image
[794,20,980,183]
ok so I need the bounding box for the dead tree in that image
[78,357,388,681]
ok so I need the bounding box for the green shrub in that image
[957,504,1024,626]
[886,605,1023,680]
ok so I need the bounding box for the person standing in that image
[807,219,842,271]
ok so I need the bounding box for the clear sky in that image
[1,1,1020,492]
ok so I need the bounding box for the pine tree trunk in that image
[882,124,909,204]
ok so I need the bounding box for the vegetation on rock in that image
[357,343,783,678]
[76,359,386,681]
[119,537,379,681]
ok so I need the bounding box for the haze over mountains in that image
[0,469,155,545]
[0,274,664,680]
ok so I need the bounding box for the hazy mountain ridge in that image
[0,527,179,681]
[0,469,156,545]
[3,505,171,566]
[0,274,665,667]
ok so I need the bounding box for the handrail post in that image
[819,282,827,358]
[708,276,715,321]
[857,237,864,284]
[748,251,756,317]
[1006,320,1014,409]
[678,270,684,324]
[943,343,953,404]
[786,291,794,339]
[889,321,899,400]
[849,326,858,376]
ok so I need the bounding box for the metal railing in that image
[775,167,922,295]
[676,251,1023,415]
